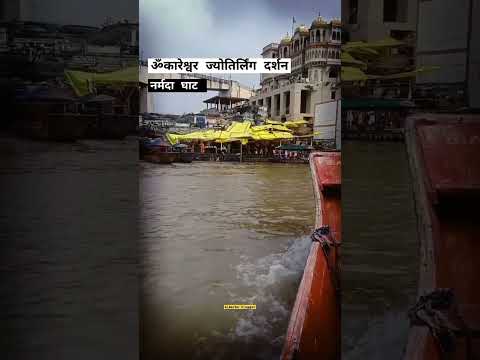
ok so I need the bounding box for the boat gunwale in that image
[280,151,341,360]
[403,114,480,359]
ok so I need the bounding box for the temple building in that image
[249,16,341,123]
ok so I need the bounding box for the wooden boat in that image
[172,144,194,163]
[404,114,480,360]
[15,105,90,141]
[143,151,176,164]
[281,151,341,360]
[140,137,176,164]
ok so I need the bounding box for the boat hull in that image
[15,111,89,141]
[404,114,480,360]
[174,152,194,163]
[281,151,341,360]
[143,152,176,164]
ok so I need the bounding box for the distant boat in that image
[14,85,89,141]
[281,151,341,360]
[172,143,194,163]
[404,114,480,360]
[140,137,177,164]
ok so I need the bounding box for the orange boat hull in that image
[281,152,341,360]
[404,114,480,360]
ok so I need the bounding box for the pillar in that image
[270,96,276,119]
[280,92,286,118]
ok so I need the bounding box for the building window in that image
[316,30,321,42]
[329,68,338,78]
[275,94,281,116]
[349,0,358,24]
[383,0,407,23]
[300,90,309,113]
[284,91,290,114]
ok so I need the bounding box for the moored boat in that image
[281,151,341,360]
[143,151,176,164]
[140,137,177,164]
[172,143,194,163]
[404,114,480,360]
[174,152,194,163]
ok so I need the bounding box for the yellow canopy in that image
[341,52,367,68]
[342,66,368,81]
[65,67,138,96]
[166,121,295,145]
[250,130,294,141]
[283,119,308,128]
[253,124,292,132]
[265,119,284,125]
[226,121,252,138]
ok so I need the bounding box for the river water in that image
[140,162,315,360]
[0,136,139,360]
[342,141,419,359]
[1,136,418,360]
[140,142,419,359]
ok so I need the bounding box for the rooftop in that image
[204,95,249,105]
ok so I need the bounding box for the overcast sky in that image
[20,0,138,25]
[140,0,340,114]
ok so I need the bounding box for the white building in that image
[249,16,342,123]
[415,0,480,109]
[341,0,417,42]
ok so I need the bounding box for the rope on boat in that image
[408,288,480,359]
[311,226,339,255]
[311,226,340,292]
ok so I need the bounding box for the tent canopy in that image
[284,119,308,128]
[166,121,294,145]
[342,66,368,81]
[65,67,138,96]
